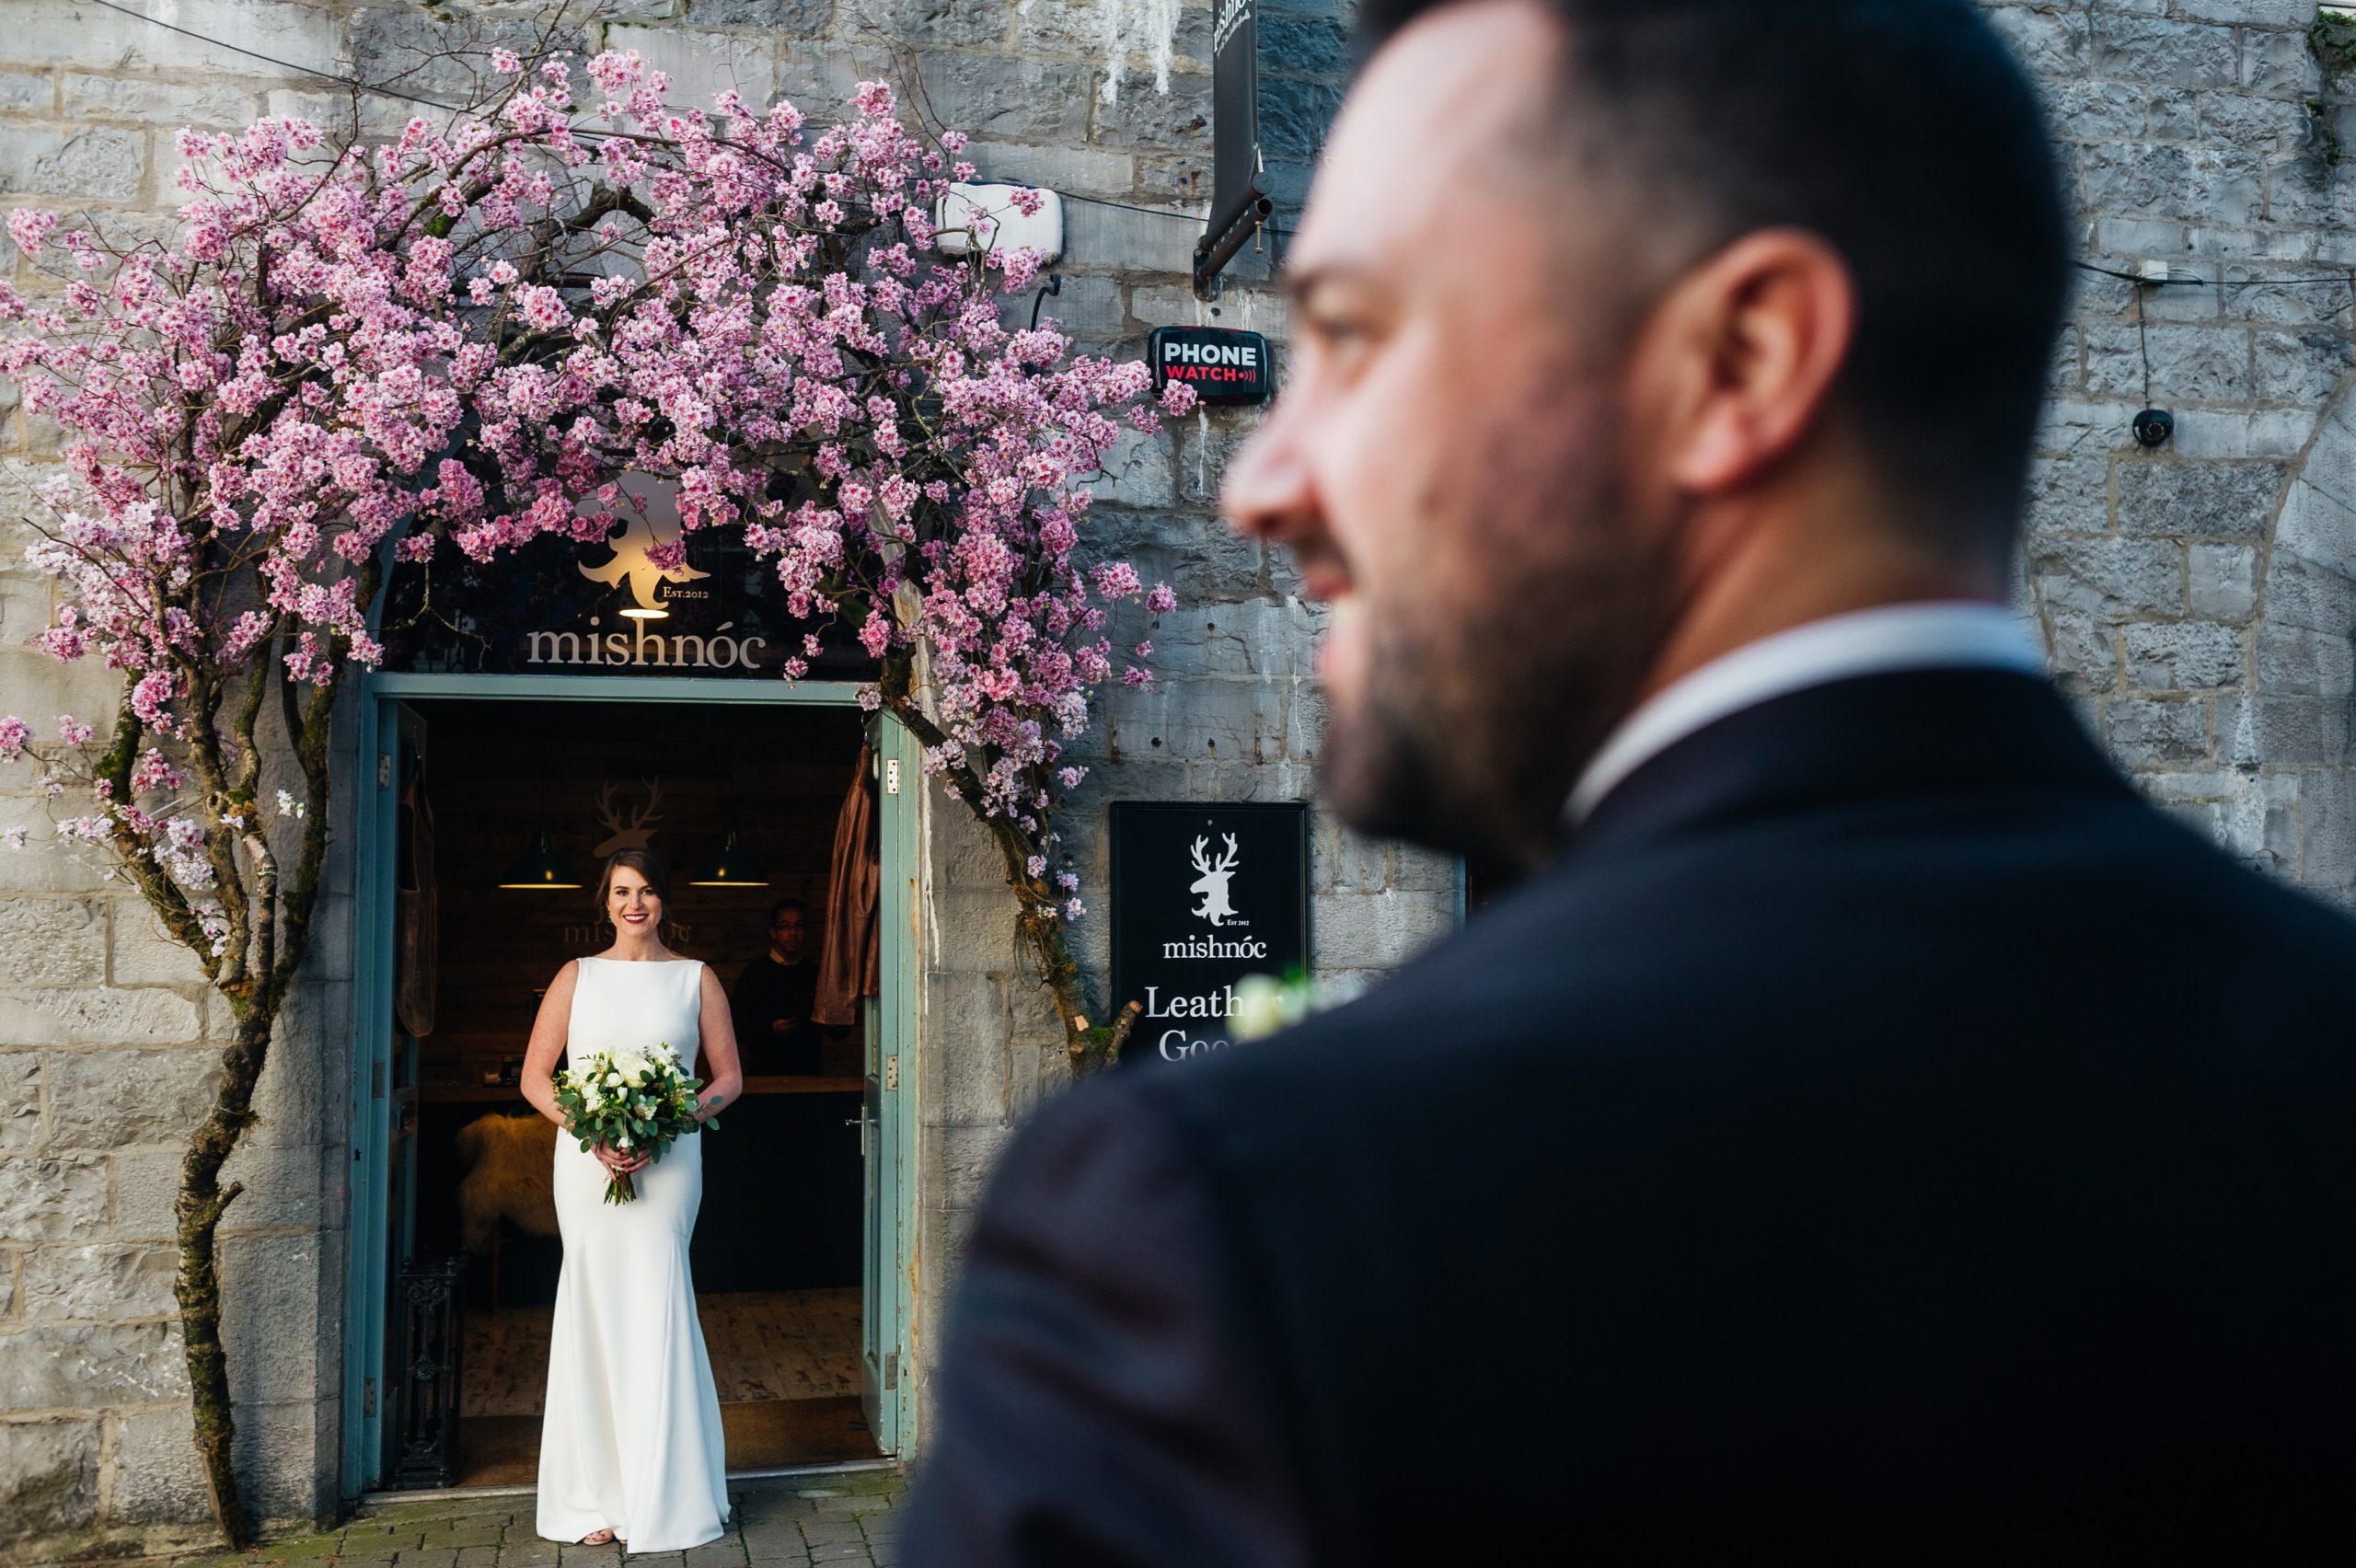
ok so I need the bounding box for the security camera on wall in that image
[932,182,1065,262]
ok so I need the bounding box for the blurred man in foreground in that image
[907,1,2356,1558]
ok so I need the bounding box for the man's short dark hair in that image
[1360,0,2071,542]
[769,896,807,924]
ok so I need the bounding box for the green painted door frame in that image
[340,672,921,1498]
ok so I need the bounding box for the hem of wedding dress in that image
[360,1457,897,1505]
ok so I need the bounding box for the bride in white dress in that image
[519,848,744,1549]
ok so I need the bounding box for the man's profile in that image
[904,2,2356,1559]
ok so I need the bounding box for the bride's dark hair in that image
[594,847,681,948]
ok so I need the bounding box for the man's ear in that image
[1632,228,1859,500]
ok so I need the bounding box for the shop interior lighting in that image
[690,828,768,887]
[497,828,584,890]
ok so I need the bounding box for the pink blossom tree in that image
[0,52,1187,1543]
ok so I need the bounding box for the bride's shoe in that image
[578,1528,616,1545]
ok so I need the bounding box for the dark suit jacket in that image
[904,671,2356,1562]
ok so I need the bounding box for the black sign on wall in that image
[1195,0,1270,300]
[1110,801,1310,1068]
[1149,326,1274,405]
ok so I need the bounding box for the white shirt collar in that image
[1566,602,2046,823]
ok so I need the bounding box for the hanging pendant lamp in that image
[497,828,583,890]
[690,828,768,887]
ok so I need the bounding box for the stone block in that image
[0,70,52,114]
[1090,67,1209,152]
[1258,76,1343,160]
[2257,621,2356,698]
[679,0,836,30]
[0,1415,100,1538]
[927,890,1018,974]
[920,52,1094,144]
[2079,141,2263,226]
[1310,889,1454,972]
[1103,674,1284,763]
[108,1143,183,1241]
[0,1320,184,1409]
[2189,543,2260,620]
[2255,329,2354,406]
[2021,452,2111,536]
[106,1393,207,1516]
[2114,458,2283,538]
[1390,846,1459,895]
[0,1053,37,1155]
[2089,15,2240,88]
[346,10,593,108]
[601,24,780,114]
[1087,427,1176,508]
[1011,270,1126,345]
[0,990,206,1067]
[2030,537,2183,617]
[2085,322,2248,405]
[1311,813,1387,894]
[5,0,337,75]
[932,1123,1012,1209]
[0,899,104,986]
[2040,79,2147,144]
[1987,5,2091,75]
[1079,507,1266,609]
[0,125,144,201]
[2122,620,2245,692]
[2243,28,2318,98]
[60,74,261,130]
[218,1231,320,1405]
[2261,550,2356,635]
[2272,479,2356,576]
[110,902,210,987]
[216,1138,326,1234]
[44,1047,214,1149]
[2040,605,2118,692]
[2217,695,2353,767]
[2102,698,2210,767]
[927,973,1008,1126]
[2169,0,2314,26]
[968,139,1138,201]
[1262,14,1351,80]
[19,1240,174,1321]
[0,1152,105,1242]
[1058,191,1198,276]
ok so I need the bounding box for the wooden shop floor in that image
[454,1287,876,1484]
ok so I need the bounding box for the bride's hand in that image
[593,1140,650,1175]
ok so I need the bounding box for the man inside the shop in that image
[907,0,2356,1559]
[730,897,823,1075]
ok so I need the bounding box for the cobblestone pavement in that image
[46,1467,906,1568]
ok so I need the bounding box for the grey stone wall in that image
[2003,0,2356,900]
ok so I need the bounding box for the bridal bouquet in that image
[554,1044,717,1205]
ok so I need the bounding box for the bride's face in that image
[606,868,663,935]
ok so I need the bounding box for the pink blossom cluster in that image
[0,58,1184,917]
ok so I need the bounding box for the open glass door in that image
[859,721,911,1452]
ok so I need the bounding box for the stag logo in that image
[1188,833,1242,927]
[578,507,710,616]
[593,778,664,857]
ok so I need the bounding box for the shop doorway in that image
[341,678,916,1497]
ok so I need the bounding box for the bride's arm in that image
[695,962,745,1122]
[520,961,580,1130]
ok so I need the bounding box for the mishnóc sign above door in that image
[1110,801,1310,1066]
[378,477,870,679]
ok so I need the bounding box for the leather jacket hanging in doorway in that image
[813,744,880,1028]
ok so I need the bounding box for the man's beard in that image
[1315,409,1677,870]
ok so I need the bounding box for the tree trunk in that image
[173,1001,276,1549]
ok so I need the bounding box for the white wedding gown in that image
[536,957,729,1549]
